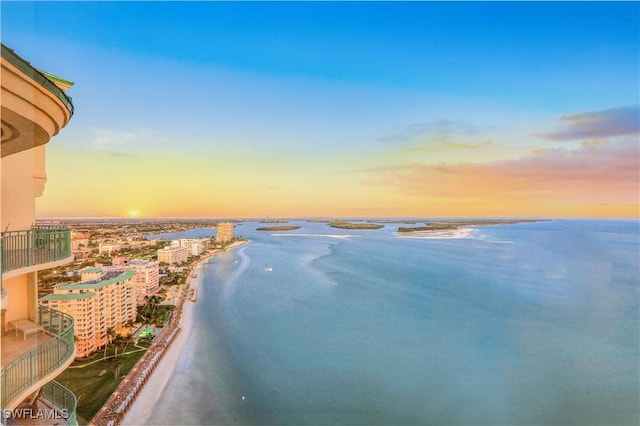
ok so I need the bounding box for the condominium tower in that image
[39,270,137,358]
[215,222,234,243]
[1,44,78,423]
[128,259,160,297]
[157,246,188,265]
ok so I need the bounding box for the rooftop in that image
[55,270,135,290]
[1,44,74,115]
[40,292,95,301]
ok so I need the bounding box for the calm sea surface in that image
[145,220,639,425]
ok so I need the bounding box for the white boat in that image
[264,264,273,272]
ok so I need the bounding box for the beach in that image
[115,240,247,426]
[119,279,197,425]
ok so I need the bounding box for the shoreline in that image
[97,240,248,426]
[394,227,475,239]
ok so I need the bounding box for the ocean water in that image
[145,220,639,425]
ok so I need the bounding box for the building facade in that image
[98,241,121,254]
[128,259,160,297]
[1,44,78,422]
[173,238,210,256]
[40,270,137,358]
[157,246,188,265]
[215,222,234,243]
[70,232,89,251]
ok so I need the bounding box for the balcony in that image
[1,305,76,411]
[2,381,77,426]
[1,227,73,279]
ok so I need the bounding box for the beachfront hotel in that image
[127,259,160,297]
[157,246,188,265]
[215,222,234,243]
[172,238,210,256]
[39,270,137,358]
[1,44,78,423]
[103,257,160,298]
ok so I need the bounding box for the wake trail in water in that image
[217,246,312,414]
[220,246,250,329]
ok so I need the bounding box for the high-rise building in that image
[128,259,160,297]
[1,44,78,422]
[40,270,137,358]
[173,238,209,256]
[157,246,188,265]
[215,222,234,243]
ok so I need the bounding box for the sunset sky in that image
[2,1,638,218]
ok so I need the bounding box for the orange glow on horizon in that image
[36,141,639,219]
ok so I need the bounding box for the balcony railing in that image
[1,305,75,409]
[42,380,78,426]
[1,227,71,274]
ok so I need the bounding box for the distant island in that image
[398,219,542,233]
[329,221,384,230]
[256,226,301,231]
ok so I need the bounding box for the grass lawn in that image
[56,341,151,423]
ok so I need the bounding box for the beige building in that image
[70,231,89,251]
[174,238,209,256]
[216,222,234,243]
[1,44,79,420]
[157,246,188,265]
[40,270,137,358]
[78,266,102,282]
[98,241,121,254]
[128,259,160,297]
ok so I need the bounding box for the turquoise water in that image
[146,220,639,425]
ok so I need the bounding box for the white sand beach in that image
[394,227,475,239]
[121,240,247,425]
[120,274,199,425]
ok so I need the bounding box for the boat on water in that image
[264,264,273,272]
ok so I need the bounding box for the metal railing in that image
[42,380,78,426]
[1,227,72,274]
[1,305,75,409]
[1,44,74,116]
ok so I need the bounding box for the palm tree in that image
[113,334,124,359]
[120,332,134,355]
[113,358,123,379]
[138,295,162,331]
[104,327,116,360]
[124,320,136,332]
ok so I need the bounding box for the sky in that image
[2,1,638,218]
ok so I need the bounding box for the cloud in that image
[360,138,639,207]
[376,135,410,144]
[406,119,478,136]
[409,139,494,152]
[539,105,639,141]
[88,127,155,155]
[376,118,480,145]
